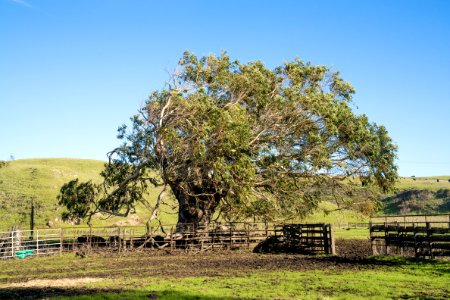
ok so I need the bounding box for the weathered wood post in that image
[229,225,233,249]
[118,227,122,252]
[323,224,329,254]
[426,222,433,259]
[60,228,63,255]
[369,221,375,255]
[89,226,93,250]
[265,221,268,238]
[10,229,15,258]
[29,200,34,241]
[413,223,418,258]
[170,226,174,252]
[130,228,134,250]
[36,229,39,256]
[329,224,336,255]
[246,223,250,250]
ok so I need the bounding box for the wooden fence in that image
[371,214,450,224]
[370,221,450,258]
[273,223,335,255]
[0,222,335,259]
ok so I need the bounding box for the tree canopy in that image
[58,52,398,230]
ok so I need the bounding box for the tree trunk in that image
[169,182,221,232]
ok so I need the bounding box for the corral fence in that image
[370,214,450,259]
[0,228,62,259]
[0,222,335,259]
[334,222,370,229]
[268,223,335,255]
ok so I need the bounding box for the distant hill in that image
[0,158,105,230]
[381,189,450,216]
[0,158,173,231]
[0,159,449,231]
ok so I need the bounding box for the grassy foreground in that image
[0,251,449,300]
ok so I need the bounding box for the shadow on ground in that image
[0,287,252,300]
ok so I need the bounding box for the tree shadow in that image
[0,287,252,299]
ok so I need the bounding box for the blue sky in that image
[1,0,449,176]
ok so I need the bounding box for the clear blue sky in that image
[1,0,449,176]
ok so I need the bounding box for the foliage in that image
[57,179,98,224]
[59,52,398,228]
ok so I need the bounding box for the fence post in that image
[369,221,375,255]
[413,223,418,258]
[323,224,329,255]
[384,222,388,255]
[246,223,250,250]
[426,222,433,259]
[60,228,63,255]
[36,229,39,256]
[118,227,122,252]
[229,225,233,249]
[130,229,134,250]
[265,221,268,238]
[11,230,14,258]
[329,224,335,255]
[170,226,173,252]
[89,226,93,249]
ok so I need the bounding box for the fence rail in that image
[370,221,450,258]
[0,222,335,259]
[0,228,62,259]
[273,223,335,255]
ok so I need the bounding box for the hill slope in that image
[0,158,175,231]
[1,159,450,231]
[0,159,105,230]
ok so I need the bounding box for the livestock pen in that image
[0,222,335,259]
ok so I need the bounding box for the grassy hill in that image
[0,158,177,231]
[0,159,104,230]
[382,176,450,215]
[1,158,449,231]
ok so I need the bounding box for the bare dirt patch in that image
[8,277,104,288]
[335,238,371,258]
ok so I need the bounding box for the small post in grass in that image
[60,227,63,255]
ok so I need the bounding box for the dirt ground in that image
[0,239,375,299]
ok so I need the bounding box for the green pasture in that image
[0,253,448,299]
[396,176,450,191]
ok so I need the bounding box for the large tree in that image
[58,52,397,231]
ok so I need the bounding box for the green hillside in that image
[1,159,449,231]
[0,158,177,231]
[0,159,104,230]
[381,176,450,215]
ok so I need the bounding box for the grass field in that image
[396,176,450,191]
[0,251,448,299]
